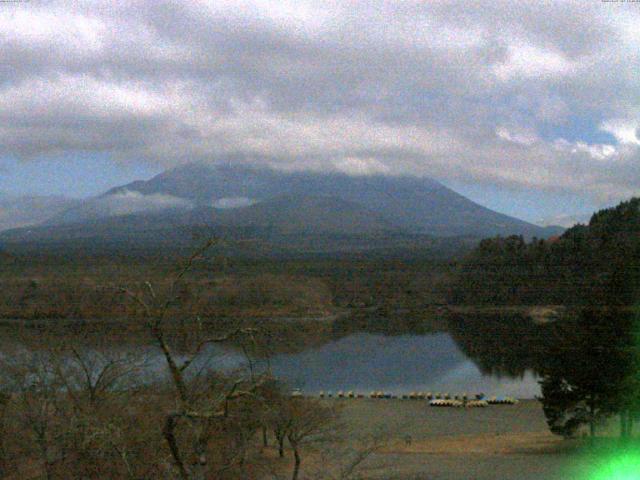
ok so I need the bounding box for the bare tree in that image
[52,343,147,411]
[265,397,377,480]
[0,389,10,476]
[1,350,63,480]
[312,431,387,480]
[50,342,150,479]
[265,396,337,480]
[286,399,336,480]
[121,239,269,480]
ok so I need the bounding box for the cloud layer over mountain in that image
[1,1,639,204]
[46,190,193,225]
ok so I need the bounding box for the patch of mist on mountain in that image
[212,197,256,209]
[45,190,193,225]
[1,194,396,242]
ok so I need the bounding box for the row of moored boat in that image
[312,390,519,406]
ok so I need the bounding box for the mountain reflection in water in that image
[148,313,546,398]
[264,332,540,398]
[2,313,545,399]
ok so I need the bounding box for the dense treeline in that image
[538,308,640,438]
[451,198,640,439]
[451,309,640,439]
[450,198,640,306]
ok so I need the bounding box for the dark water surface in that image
[3,312,544,398]
[269,332,540,397]
[199,332,540,398]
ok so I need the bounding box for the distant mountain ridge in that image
[99,163,560,238]
[0,163,563,254]
[19,195,392,236]
[0,194,80,232]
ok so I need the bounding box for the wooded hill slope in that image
[450,198,640,307]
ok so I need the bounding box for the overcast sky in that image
[0,0,639,225]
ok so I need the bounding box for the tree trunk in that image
[163,414,190,480]
[588,395,596,438]
[291,446,301,480]
[157,334,189,405]
[191,459,206,480]
[42,451,54,480]
[191,434,208,480]
[44,465,54,480]
[0,425,6,477]
[262,426,268,447]
[621,410,628,438]
[36,433,54,480]
[278,437,284,458]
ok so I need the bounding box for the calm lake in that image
[193,332,541,398]
[3,313,543,399]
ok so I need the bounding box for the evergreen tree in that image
[538,309,637,438]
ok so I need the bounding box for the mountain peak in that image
[79,161,556,239]
[0,162,563,247]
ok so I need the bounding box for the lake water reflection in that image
[3,314,543,399]
[209,332,541,398]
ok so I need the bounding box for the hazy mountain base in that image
[0,222,478,259]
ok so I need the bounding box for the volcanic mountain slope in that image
[1,163,563,253]
[3,194,394,241]
[0,193,80,232]
[90,163,560,238]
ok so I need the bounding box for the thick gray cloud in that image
[1,0,639,205]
